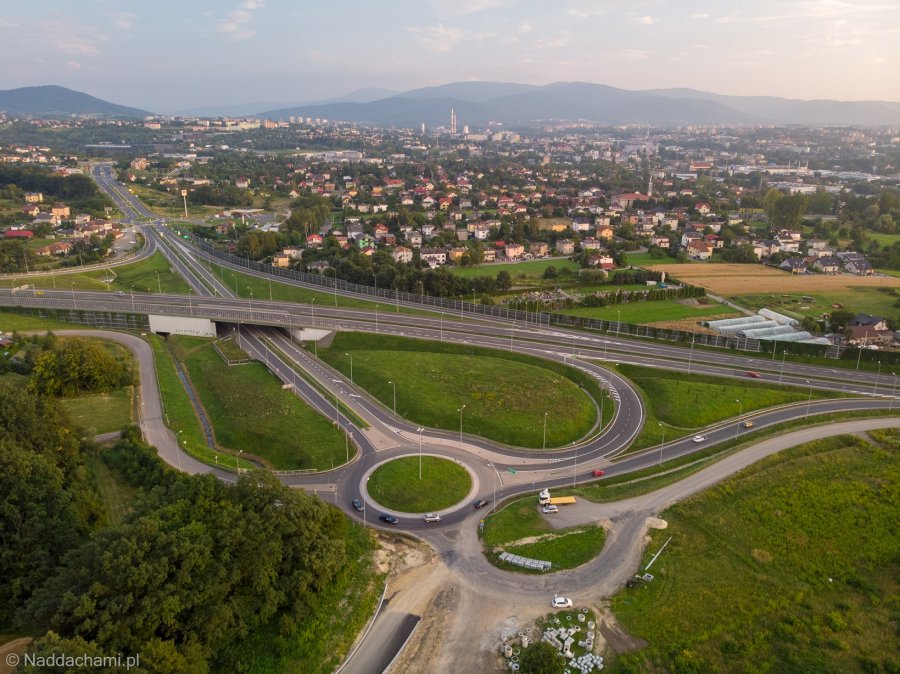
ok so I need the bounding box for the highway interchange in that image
[4,165,896,671]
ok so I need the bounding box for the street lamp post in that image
[156,271,162,294]
[388,380,396,416]
[440,312,444,342]
[779,349,787,384]
[658,423,665,466]
[687,332,695,374]
[417,427,424,479]
[345,429,350,463]
[71,282,76,308]
[236,449,243,474]
[375,305,379,333]
[735,399,743,439]
[247,288,253,314]
[874,361,881,395]
[573,441,578,488]
[346,352,353,383]
[890,373,896,412]
[542,411,548,450]
[805,380,813,417]
[458,405,466,448]
[616,309,621,337]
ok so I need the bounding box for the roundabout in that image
[362,454,478,515]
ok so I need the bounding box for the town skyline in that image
[1,0,899,112]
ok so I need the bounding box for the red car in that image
[746,371,761,378]
[592,469,605,477]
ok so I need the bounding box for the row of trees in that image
[25,335,134,397]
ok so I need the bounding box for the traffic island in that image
[367,456,473,513]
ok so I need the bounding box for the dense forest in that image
[0,335,378,673]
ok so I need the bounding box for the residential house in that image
[306,233,323,248]
[449,247,467,263]
[407,231,423,247]
[686,241,712,260]
[50,203,70,218]
[307,260,331,273]
[282,246,303,260]
[530,242,549,257]
[504,243,525,260]
[650,235,670,249]
[845,259,874,276]
[846,325,893,346]
[849,314,888,331]
[779,258,807,274]
[4,230,34,239]
[482,248,497,263]
[392,246,413,264]
[22,204,40,217]
[272,254,291,268]
[571,217,592,233]
[420,247,448,267]
[24,192,42,203]
[555,239,575,255]
[455,228,469,242]
[596,225,614,240]
[777,238,801,254]
[812,256,841,273]
[581,237,602,250]
[695,202,712,215]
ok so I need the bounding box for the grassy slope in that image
[367,456,472,512]
[174,336,347,470]
[0,251,192,294]
[733,286,899,322]
[610,434,900,674]
[613,364,844,451]
[449,258,580,279]
[319,333,601,448]
[556,298,737,323]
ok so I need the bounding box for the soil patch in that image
[596,604,647,653]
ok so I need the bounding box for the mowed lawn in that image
[449,257,580,280]
[612,434,900,673]
[60,387,133,436]
[174,336,347,470]
[320,335,597,448]
[555,298,738,324]
[367,456,472,512]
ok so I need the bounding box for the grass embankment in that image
[0,251,191,294]
[612,363,845,451]
[448,258,580,280]
[610,433,900,674]
[172,335,350,470]
[481,496,606,573]
[0,309,89,331]
[555,297,737,324]
[60,387,133,435]
[367,456,472,512]
[319,333,607,448]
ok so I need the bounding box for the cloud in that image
[111,13,137,30]
[690,12,710,20]
[433,0,515,17]
[616,49,651,61]
[66,60,82,69]
[536,30,572,49]
[218,1,265,41]
[519,23,532,34]
[407,24,495,53]
[632,15,655,25]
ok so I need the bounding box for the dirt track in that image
[646,263,900,295]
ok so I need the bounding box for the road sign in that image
[507,468,517,474]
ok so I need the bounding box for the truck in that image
[538,489,577,506]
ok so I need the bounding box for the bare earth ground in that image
[645,263,900,295]
[0,638,33,674]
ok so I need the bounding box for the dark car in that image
[473,499,489,509]
[379,514,399,525]
[352,499,364,512]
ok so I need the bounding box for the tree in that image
[496,270,512,291]
[543,265,558,280]
[519,641,564,674]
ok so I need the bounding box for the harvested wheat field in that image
[646,263,900,295]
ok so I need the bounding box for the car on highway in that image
[424,513,442,523]
[592,469,605,477]
[552,596,573,609]
[742,421,754,428]
[115,291,126,295]
[542,505,559,514]
[35,290,45,296]
[473,499,489,509]
[352,499,364,512]
[378,514,399,525]
[746,371,761,378]
[692,434,706,443]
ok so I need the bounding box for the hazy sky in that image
[2,0,899,111]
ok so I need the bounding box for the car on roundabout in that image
[379,514,399,525]
[552,596,573,609]
[473,499,489,509]
[352,499,364,512]
[424,513,442,523]
[742,421,754,428]
[692,435,706,443]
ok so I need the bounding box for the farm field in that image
[554,298,738,324]
[735,286,899,321]
[611,432,900,674]
[643,262,900,296]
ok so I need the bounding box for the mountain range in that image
[261,81,900,127]
[0,85,148,119]
[2,82,899,127]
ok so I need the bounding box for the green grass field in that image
[611,433,900,674]
[319,333,602,448]
[0,251,192,295]
[734,286,899,322]
[481,495,605,572]
[449,258,580,280]
[173,335,350,470]
[84,452,139,527]
[367,456,472,512]
[60,387,133,436]
[556,298,738,324]
[0,309,81,332]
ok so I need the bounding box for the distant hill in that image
[260,81,900,127]
[0,85,149,119]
